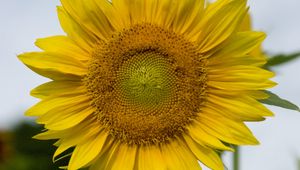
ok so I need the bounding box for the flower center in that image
[85,23,207,145]
[117,51,174,109]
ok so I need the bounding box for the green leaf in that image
[265,52,300,68]
[260,91,300,112]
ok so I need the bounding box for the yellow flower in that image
[18,0,276,169]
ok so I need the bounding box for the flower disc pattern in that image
[85,24,207,144]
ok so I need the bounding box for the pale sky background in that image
[0,0,299,170]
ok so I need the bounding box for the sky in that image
[0,0,299,170]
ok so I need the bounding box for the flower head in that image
[19,0,275,169]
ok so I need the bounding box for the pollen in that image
[85,23,207,145]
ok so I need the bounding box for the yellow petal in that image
[52,120,102,160]
[248,90,269,100]
[208,66,276,90]
[237,95,274,116]
[111,0,132,28]
[187,122,233,151]
[206,94,273,120]
[183,135,224,170]
[57,6,95,51]
[197,0,247,52]
[34,119,103,162]
[126,0,147,23]
[184,135,224,170]
[68,131,109,170]
[33,130,65,140]
[89,141,120,170]
[36,96,89,123]
[143,0,159,23]
[161,139,201,170]
[197,108,260,145]
[35,36,90,61]
[205,102,262,121]
[172,0,205,35]
[210,54,266,67]
[18,52,87,79]
[203,0,232,21]
[208,80,276,91]
[106,143,137,170]
[25,93,87,116]
[37,105,94,131]
[239,12,251,31]
[30,80,84,99]
[138,145,167,170]
[239,13,268,63]
[61,0,115,41]
[207,89,270,102]
[149,0,178,28]
[93,0,125,31]
[209,31,266,64]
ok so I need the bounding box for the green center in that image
[117,51,175,108]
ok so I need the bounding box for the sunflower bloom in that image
[18,0,276,169]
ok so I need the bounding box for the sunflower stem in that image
[233,145,240,170]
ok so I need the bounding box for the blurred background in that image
[0,0,299,169]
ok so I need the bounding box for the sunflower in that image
[18,0,276,169]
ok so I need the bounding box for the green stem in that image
[233,145,240,170]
